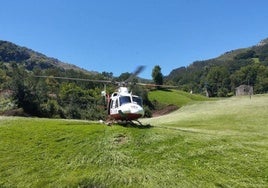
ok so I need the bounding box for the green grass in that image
[0,95,268,187]
[148,89,209,107]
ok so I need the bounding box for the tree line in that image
[0,41,159,119]
[0,61,158,119]
[1,39,268,119]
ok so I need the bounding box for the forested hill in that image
[0,40,116,119]
[166,38,268,97]
[0,40,93,73]
[0,40,153,119]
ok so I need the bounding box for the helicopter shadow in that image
[116,121,153,129]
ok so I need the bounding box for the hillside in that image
[1,38,268,119]
[0,40,93,73]
[0,40,115,119]
[148,89,210,116]
[149,89,208,107]
[1,95,267,187]
[166,38,268,97]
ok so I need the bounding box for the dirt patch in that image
[113,134,128,145]
[152,104,179,117]
[1,108,30,117]
[153,104,179,117]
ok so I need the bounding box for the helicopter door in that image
[110,98,119,115]
[108,99,112,115]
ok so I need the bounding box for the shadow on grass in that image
[57,120,103,127]
[57,119,153,129]
[116,121,153,129]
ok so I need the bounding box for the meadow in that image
[148,89,209,107]
[0,93,267,187]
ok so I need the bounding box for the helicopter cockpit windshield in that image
[118,96,143,107]
[132,96,143,106]
[119,96,131,105]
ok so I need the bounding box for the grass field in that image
[148,89,209,107]
[0,94,267,187]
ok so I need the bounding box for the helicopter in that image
[104,82,145,123]
[36,66,177,124]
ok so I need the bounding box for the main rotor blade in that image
[35,75,113,84]
[137,82,178,88]
[125,65,145,83]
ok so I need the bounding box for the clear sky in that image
[1,0,268,79]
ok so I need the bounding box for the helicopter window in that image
[115,99,119,108]
[119,96,131,106]
[110,98,118,109]
[132,96,143,106]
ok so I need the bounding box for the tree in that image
[152,65,163,87]
[10,64,41,115]
[206,66,230,97]
[234,50,256,60]
[118,72,131,81]
[102,71,113,79]
[0,68,7,88]
[255,65,268,93]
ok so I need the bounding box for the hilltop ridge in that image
[0,40,94,74]
[257,38,268,46]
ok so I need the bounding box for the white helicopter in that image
[36,66,175,124]
[103,82,145,122]
[103,65,146,123]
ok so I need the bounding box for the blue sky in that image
[1,0,268,79]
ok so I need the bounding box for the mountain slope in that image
[0,40,111,119]
[166,38,268,96]
[0,40,92,73]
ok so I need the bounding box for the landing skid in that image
[118,119,143,126]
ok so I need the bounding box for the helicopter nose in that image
[130,104,144,115]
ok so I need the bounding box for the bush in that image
[143,105,152,118]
